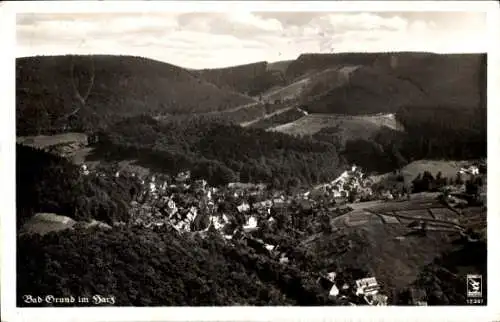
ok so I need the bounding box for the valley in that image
[16,50,487,307]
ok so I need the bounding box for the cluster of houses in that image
[317,273,389,306]
[76,163,399,305]
[126,172,290,234]
[459,164,482,177]
[312,165,373,201]
[76,162,377,237]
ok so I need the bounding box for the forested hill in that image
[295,52,486,114]
[16,55,255,135]
[193,52,486,117]
[17,225,343,306]
[16,144,141,228]
[93,115,345,188]
[197,61,286,97]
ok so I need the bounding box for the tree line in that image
[92,115,346,189]
[337,106,486,174]
[17,226,338,306]
[16,144,141,228]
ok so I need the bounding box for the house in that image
[176,171,191,183]
[192,179,207,190]
[279,255,289,264]
[329,285,340,297]
[272,200,288,210]
[355,277,380,296]
[237,202,250,213]
[81,164,90,176]
[381,191,394,201]
[210,214,229,230]
[243,216,258,231]
[364,293,388,306]
[459,166,479,176]
[317,276,335,291]
[297,199,313,212]
[166,200,178,217]
[264,244,276,252]
[326,272,337,283]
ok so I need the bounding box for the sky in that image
[16,11,487,69]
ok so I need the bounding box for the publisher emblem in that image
[467,274,482,298]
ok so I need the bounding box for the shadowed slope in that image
[17,55,254,135]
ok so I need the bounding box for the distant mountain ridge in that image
[16,52,486,136]
[16,55,255,135]
[196,61,287,97]
[196,52,486,113]
[286,52,486,114]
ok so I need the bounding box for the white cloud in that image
[228,12,283,32]
[326,13,408,31]
[16,12,487,69]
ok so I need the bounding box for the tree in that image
[465,180,479,196]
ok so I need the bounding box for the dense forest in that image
[16,55,253,135]
[333,106,487,174]
[396,239,487,305]
[17,226,339,306]
[197,61,286,97]
[298,53,485,115]
[91,115,345,188]
[16,144,141,228]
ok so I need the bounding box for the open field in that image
[245,108,305,129]
[261,78,310,102]
[370,160,472,185]
[240,106,296,127]
[16,132,88,149]
[333,198,462,231]
[309,193,485,296]
[269,113,404,140]
[19,213,76,237]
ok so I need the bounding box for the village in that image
[74,159,486,306]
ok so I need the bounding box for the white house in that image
[355,277,380,296]
[243,216,258,230]
[329,285,340,297]
[460,166,479,176]
[237,202,250,213]
[279,255,289,264]
[81,164,90,176]
[264,244,276,252]
[209,214,229,231]
[326,272,337,283]
[364,293,388,306]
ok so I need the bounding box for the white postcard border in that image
[1,1,499,321]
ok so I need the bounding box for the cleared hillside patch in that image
[246,108,305,129]
[16,132,88,149]
[371,160,471,185]
[270,114,404,145]
[306,193,484,298]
